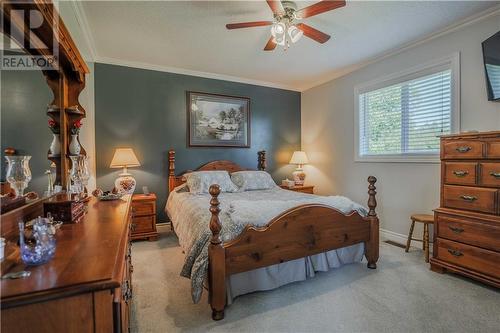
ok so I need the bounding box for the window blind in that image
[359,69,452,156]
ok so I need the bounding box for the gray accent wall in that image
[94,63,301,220]
[1,68,53,195]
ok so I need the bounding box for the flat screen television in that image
[482,31,500,102]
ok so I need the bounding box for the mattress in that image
[165,185,367,303]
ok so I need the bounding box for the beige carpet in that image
[130,226,500,333]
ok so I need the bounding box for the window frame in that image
[354,53,461,163]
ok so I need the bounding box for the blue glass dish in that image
[19,218,56,266]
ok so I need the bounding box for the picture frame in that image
[187,91,251,148]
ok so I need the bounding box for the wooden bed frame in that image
[168,149,379,321]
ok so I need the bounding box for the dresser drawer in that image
[442,141,484,159]
[436,238,500,277]
[132,201,155,217]
[480,163,500,187]
[131,215,155,233]
[444,162,477,185]
[437,214,500,252]
[486,142,500,158]
[443,185,497,214]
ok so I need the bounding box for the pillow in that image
[231,171,277,191]
[184,171,238,194]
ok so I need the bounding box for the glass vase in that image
[78,155,91,192]
[4,155,32,197]
[69,155,90,195]
[70,155,82,194]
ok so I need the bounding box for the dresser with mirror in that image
[0,2,133,332]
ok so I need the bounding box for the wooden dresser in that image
[431,131,500,288]
[1,196,134,332]
[131,193,158,241]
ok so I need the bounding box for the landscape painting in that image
[187,91,250,147]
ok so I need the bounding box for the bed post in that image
[366,176,379,269]
[208,184,226,321]
[168,150,176,192]
[258,150,266,171]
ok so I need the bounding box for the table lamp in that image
[110,148,141,194]
[289,151,309,186]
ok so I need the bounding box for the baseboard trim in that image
[156,222,171,227]
[380,228,408,245]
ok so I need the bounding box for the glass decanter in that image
[69,155,84,194]
[4,155,32,197]
[19,217,56,265]
[78,155,91,192]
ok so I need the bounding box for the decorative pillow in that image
[184,171,238,194]
[231,171,277,191]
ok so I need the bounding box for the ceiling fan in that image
[226,0,346,51]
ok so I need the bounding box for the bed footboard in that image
[207,177,379,320]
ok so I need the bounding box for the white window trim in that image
[354,52,461,163]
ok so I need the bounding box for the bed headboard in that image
[168,150,266,192]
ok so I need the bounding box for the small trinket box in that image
[43,193,88,223]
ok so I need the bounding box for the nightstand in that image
[279,185,314,194]
[131,193,159,241]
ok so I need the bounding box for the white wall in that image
[59,1,97,190]
[302,13,500,241]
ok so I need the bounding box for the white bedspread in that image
[165,185,367,303]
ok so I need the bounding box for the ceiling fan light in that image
[274,35,286,46]
[271,22,286,37]
[288,25,303,43]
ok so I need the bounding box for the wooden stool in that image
[405,214,434,263]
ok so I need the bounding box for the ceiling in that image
[81,1,499,91]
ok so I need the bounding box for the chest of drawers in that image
[431,131,500,288]
[131,193,159,241]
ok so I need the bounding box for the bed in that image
[166,150,379,320]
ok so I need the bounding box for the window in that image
[355,54,460,162]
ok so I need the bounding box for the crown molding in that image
[94,56,301,92]
[68,2,499,93]
[300,4,500,91]
[71,0,97,61]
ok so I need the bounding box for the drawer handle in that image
[455,146,472,153]
[452,170,469,177]
[490,171,500,179]
[459,195,477,202]
[447,249,463,257]
[448,226,464,234]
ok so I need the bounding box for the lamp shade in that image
[289,151,309,165]
[110,148,140,168]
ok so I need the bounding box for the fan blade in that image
[296,23,331,43]
[266,0,284,15]
[295,0,346,19]
[226,21,273,29]
[264,36,277,51]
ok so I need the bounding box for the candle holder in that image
[4,155,32,197]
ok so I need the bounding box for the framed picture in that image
[187,91,250,148]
